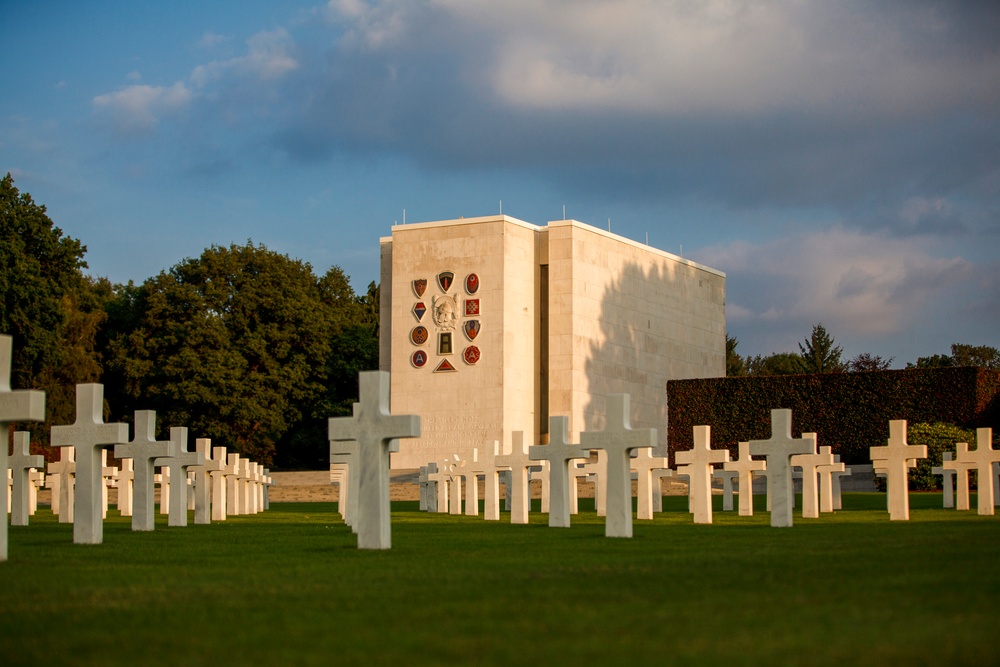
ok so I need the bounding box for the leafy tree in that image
[0,173,88,387]
[907,353,953,369]
[950,344,1000,370]
[106,242,357,466]
[797,323,843,374]
[0,174,106,451]
[744,352,804,376]
[725,333,745,377]
[847,353,893,372]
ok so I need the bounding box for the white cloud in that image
[190,28,298,87]
[696,226,974,338]
[92,82,192,133]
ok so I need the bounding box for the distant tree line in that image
[726,323,999,377]
[2,173,378,469]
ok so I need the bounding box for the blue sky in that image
[3,1,998,366]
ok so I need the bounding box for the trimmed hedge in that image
[666,367,1000,465]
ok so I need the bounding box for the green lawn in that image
[2,494,998,666]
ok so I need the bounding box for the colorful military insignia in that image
[434,359,457,373]
[465,299,480,316]
[465,273,479,294]
[463,320,480,341]
[412,279,427,297]
[412,301,427,321]
[463,346,481,365]
[437,271,455,292]
[438,332,454,355]
[411,350,428,368]
[410,326,428,345]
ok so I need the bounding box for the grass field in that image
[2,493,998,666]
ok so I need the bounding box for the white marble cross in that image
[445,456,465,515]
[418,465,430,511]
[100,449,118,519]
[941,448,974,510]
[329,444,360,528]
[529,461,550,514]
[10,431,44,526]
[790,434,833,519]
[748,409,815,528]
[469,441,509,521]
[425,461,450,514]
[154,427,204,527]
[676,425,730,524]
[51,384,128,544]
[114,410,172,531]
[329,460,353,522]
[815,447,846,513]
[117,458,134,516]
[209,447,230,520]
[47,447,76,521]
[189,439,223,524]
[713,469,739,512]
[581,450,608,517]
[156,468,170,515]
[932,453,956,509]
[723,441,766,516]
[224,453,243,516]
[580,394,656,538]
[829,456,851,511]
[869,420,927,521]
[462,453,480,517]
[494,432,535,524]
[0,335,46,560]
[529,416,589,528]
[28,468,43,515]
[328,371,420,550]
[631,447,670,520]
[954,428,1000,516]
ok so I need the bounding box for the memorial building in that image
[379,215,726,468]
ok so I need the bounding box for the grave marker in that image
[189,439,223,524]
[328,371,420,550]
[748,409,815,528]
[675,425,729,524]
[113,411,172,531]
[954,428,1000,516]
[713,469,739,512]
[723,441,766,516]
[631,447,670,520]
[117,459,135,516]
[51,384,128,544]
[469,441,509,521]
[580,394,656,538]
[209,447,230,520]
[790,434,833,519]
[815,447,846,513]
[0,334,46,560]
[9,431,44,526]
[154,427,204,527]
[529,416,589,528]
[47,448,76,522]
[869,420,927,521]
[494,432,534,524]
[329,445,360,528]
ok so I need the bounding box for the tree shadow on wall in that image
[580,259,726,461]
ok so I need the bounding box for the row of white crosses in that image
[2,334,274,557]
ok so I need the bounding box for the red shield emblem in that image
[463,346,481,365]
[464,320,480,341]
[437,271,454,292]
[465,273,480,294]
[465,299,480,316]
[413,279,427,297]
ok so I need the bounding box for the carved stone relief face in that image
[431,294,458,330]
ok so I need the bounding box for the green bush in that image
[872,422,975,492]
[667,367,1000,466]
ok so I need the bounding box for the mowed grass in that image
[2,493,998,666]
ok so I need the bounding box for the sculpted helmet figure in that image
[432,294,458,330]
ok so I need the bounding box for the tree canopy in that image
[105,242,376,466]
